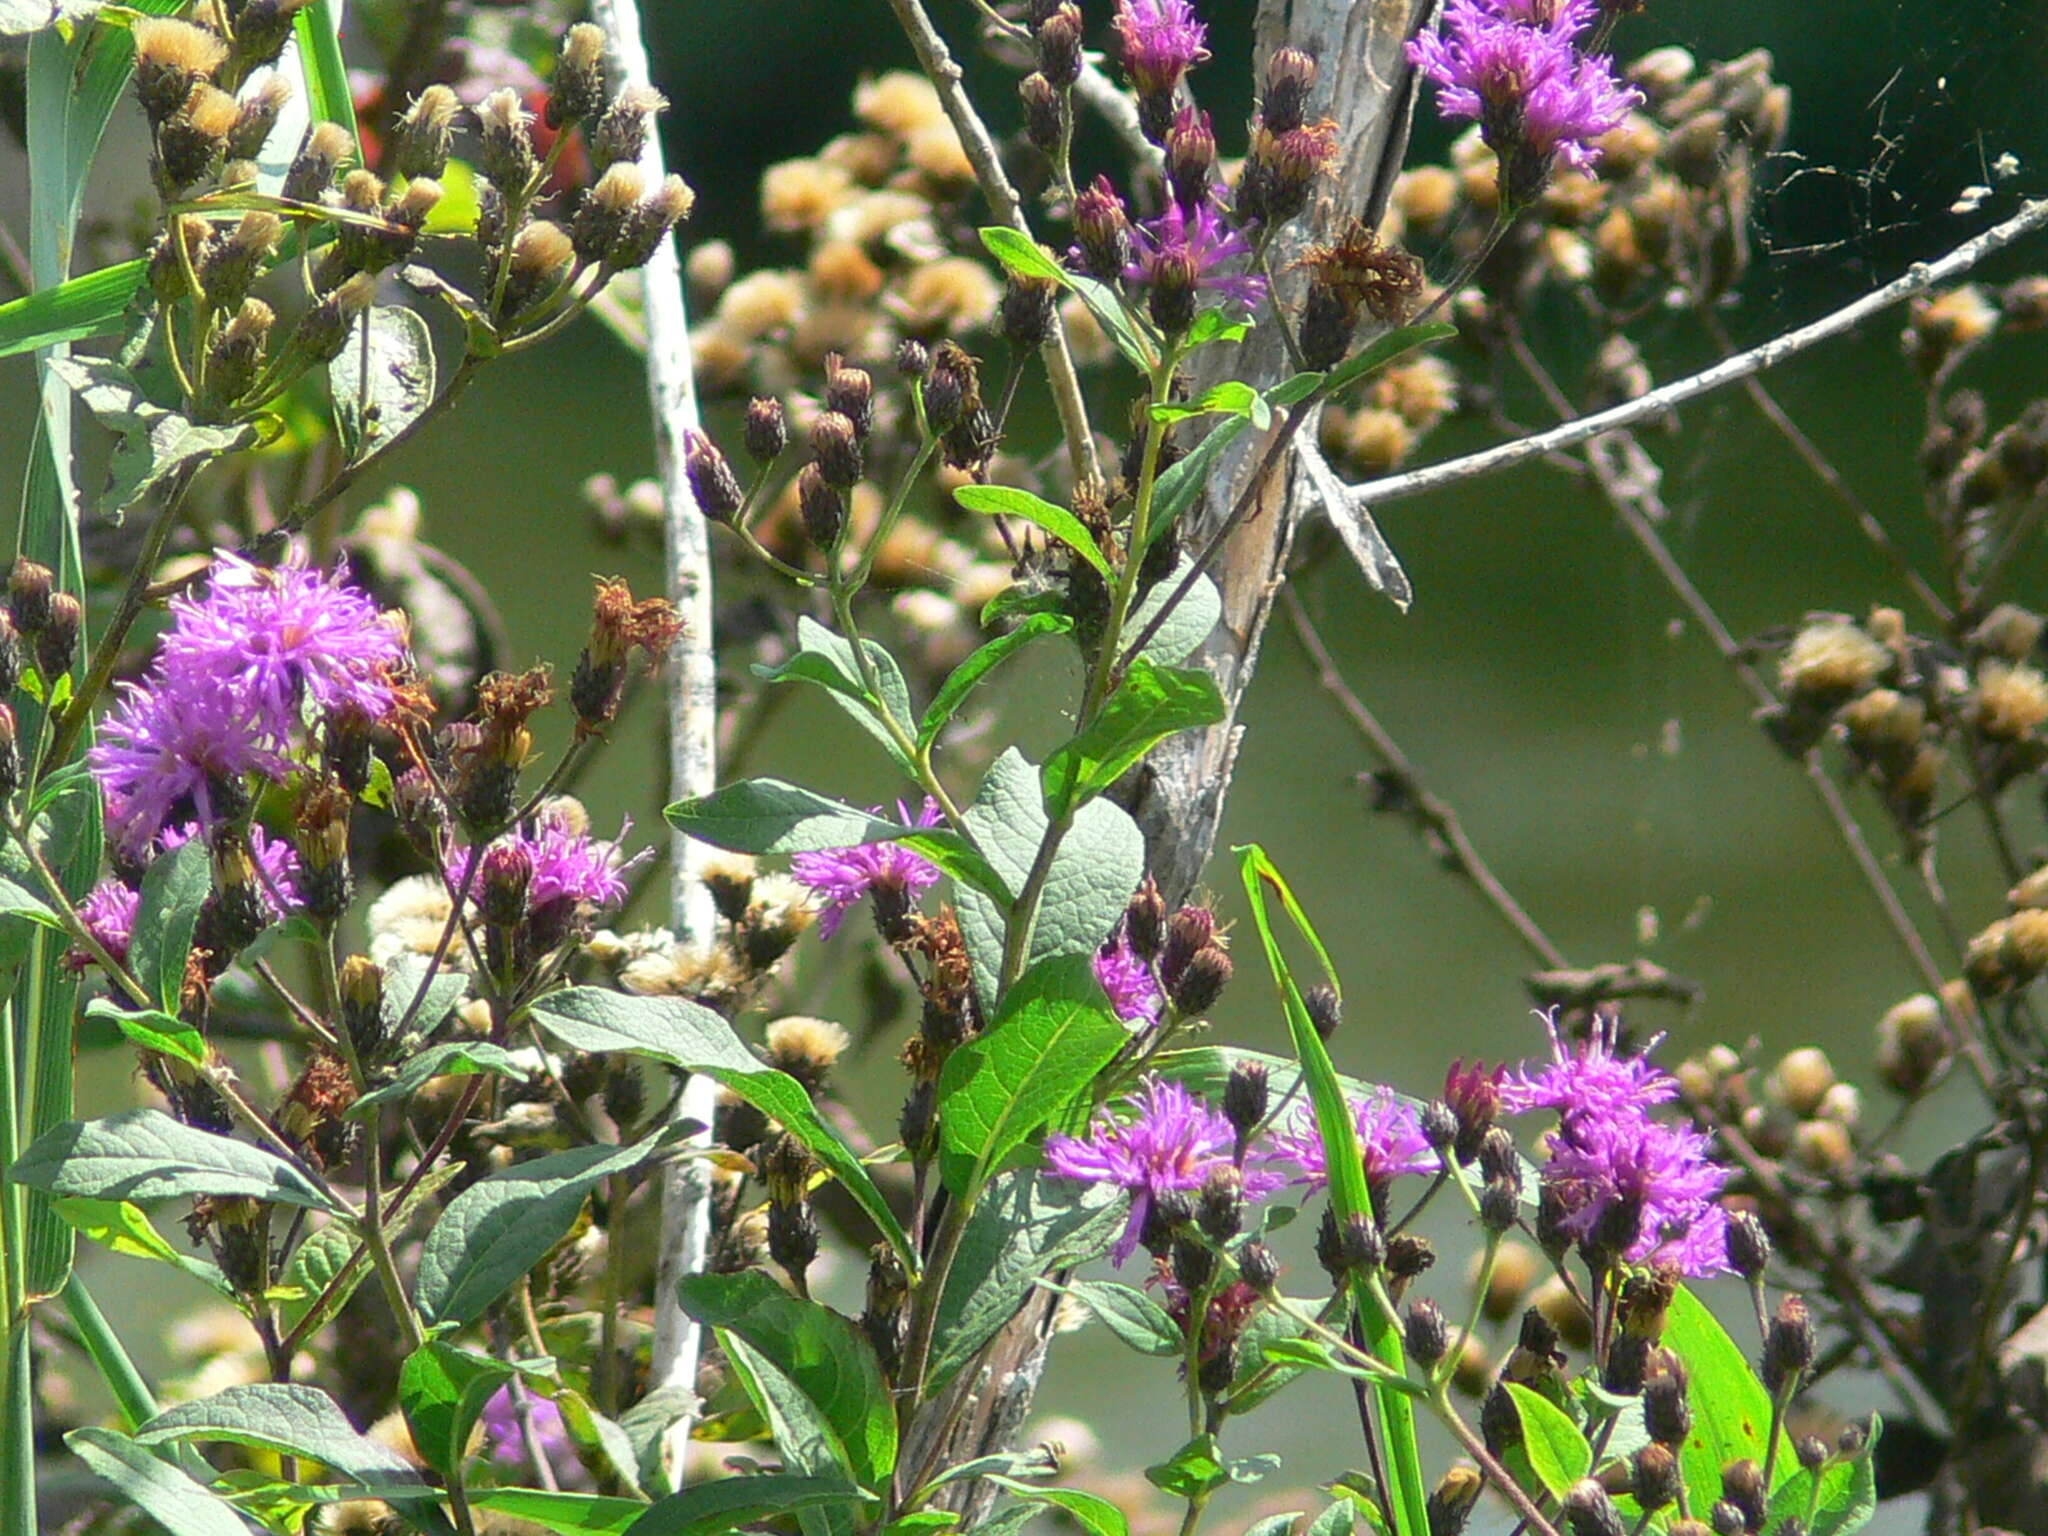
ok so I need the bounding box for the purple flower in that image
[1272,1093,1438,1201]
[1408,0,1639,201]
[1113,0,1209,100]
[1046,1076,1257,1264]
[1124,199,1266,315]
[73,880,140,969]
[518,809,637,914]
[159,552,407,738]
[92,680,293,856]
[1539,1110,1732,1275]
[1499,1012,1677,1121]
[790,799,944,939]
[1094,931,1162,1025]
[480,1383,571,1470]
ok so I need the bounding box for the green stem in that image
[1082,348,1176,722]
[827,567,967,830]
[897,1187,976,1411]
[849,436,939,595]
[60,1277,156,1430]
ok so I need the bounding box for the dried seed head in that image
[231,0,311,70]
[227,73,294,162]
[1427,1465,1483,1536]
[503,220,575,319]
[549,24,610,127]
[1780,619,1888,703]
[763,1016,850,1092]
[1563,1480,1625,1536]
[1971,660,2048,739]
[201,211,284,311]
[395,85,462,180]
[608,175,695,270]
[133,20,229,128]
[283,121,354,202]
[573,162,648,263]
[294,272,376,365]
[1296,218,1425,369]
[591,84,667,171]
[159,85,242,188]
[476,87,538,192]
[207,297,276,407]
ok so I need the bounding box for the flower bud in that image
[1643,1355,1693,1447]
[608,176,695,270]
[1724,1208,1771,1280]
[1261,48,1319,135]
[1317,1207,1383,1281]
[1170,1234,1215,1292]
[0,704,18,802]
[35,594,80,681]
[1386,1233,1435,1284]
[1796,1435,1830,1473]
[1720,1460,1767,1533]
[1480,1176,1519,1233]
[159,84,241,189]
[1427,1465,1482,1536]
[1632,1443,1682,1512]
[768,1198,820,1287]
[1073,177,1132,281]
[797,463,846,550]
[1761,1294,1815,1395]
[1164,108,1217,213]
[921,342,979,434]
[1563,1480,1625,1536]
[0,613,18,697]
[743,398,789,462]
[1019,73,1064,157]
[549,24,610,128]
[895,338,931,379]
[1036,4,1084,87]
[764,1016,850,1094]
[1125,878,1166,960]
[1223,1061,1269,1151]
[1168,944,1232,1016]
[1303,982,1341,1041]
[1146,246,1199,335]
[202,212,284,312]
[1405,1298,1450,1369]
[1764,1047,1836,1118]
[1001,275,1059,353]
[476,88,538,192]
[1876,992,1951,1098]
[824,355,875,437]
[338,953,384,1060]
[502,221,576,319]
[294,273,376,365]
[1480,1383,1520,1457]
[1603,1332,1651,1396]
[1238,1239,1279,1292]
[810,411,865,489]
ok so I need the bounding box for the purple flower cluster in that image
[1408,0,1639,204]
[480,1383,571,1470]
[1093,930,1163,1025]
[1112,0,1209,103]
[1512,1014,1731,1274]
[1046,1076,1273,1263]
[1271,1093,1438,1198]
[91,551,406,856]
[790,799,944,939]
[1124,198,1267,317]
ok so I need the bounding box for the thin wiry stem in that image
[882,0,1103,488]
[1344,198,2048,511]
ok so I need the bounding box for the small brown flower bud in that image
[1019,72,1064,157]
[1303,981,1341,1040]
[133,20,229,129]
[1724,1208,1771,1280]
[824,355,875,437]
[1125,879,1167,960]
[230,0,310,71]
[1223,1061,1269,1150]
[338,954,384,1060]
[1427,1465,1482,1536]
[1405,1298,1450,1369]
[1480,1383,1521,1457]
[1796,1435,1830,1473]
[159,84,241,189]
[1762,1294,1815,1395]
[744,398,789,463]
[1721,1460,1767,1533]
[1563,1480,1625,1536]
[0,704,18,802]
[227,73,294,162]
[294,272,376,365]
[1644,1355,1692,1446]
[35,594,80,682]
[1261,48,1319,135]
[1169,945,1232,1016]
[1632,1444,1682,1512]
[573,162,647,264]
[797,463,846,550]
[1073,177,1132,281]
[1386,1233,1436,1284]
[1036,5,1084,87]
[809,411,864,489]
[1238,1239,1279,1292]
[1164,108,1217,213]
[1001,274,1059,353]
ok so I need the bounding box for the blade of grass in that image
[296,1,359,140]
[1238,845,1429,1536]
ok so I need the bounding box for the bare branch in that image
[1347,197,2048,510]
[588,0,721,1487]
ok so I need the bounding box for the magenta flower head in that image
[480,1383,571,1469]
[1094,930,1163,1025]
[160,551,408,738]
[1500,1011,1678,1121]
[1539,1110,1732,1275]
[1408,0,1639,205]
[1125,199,1265,335]
[1114,0,1210,139]
[1046,1076,1268,1263]
[71,879,141,971]
[93,680,294,857]
[790,798,944,940]
[1273,1093,1438,1215]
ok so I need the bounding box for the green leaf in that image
[53,1196,229,1293]
[1238,844,1428,1536]
[1066,270,1158,372]
[1152,380,1267,430]
[528,987,913,1265]
[398,1339,516,1479]
[1227,1299,1338,1413]
[936,953,1128,1195]
[0,259,147,358]
[926,1170,1126,1390]
[885,1515,963,1536]
[294,0,358,139]
[135,1382,430,1489]
[675,1269,896,1487]
[1664,1284,1780,1512]
[65,1427,248,1536]
[980,584,1067,628]
[1321,321,1456,396]
[626,1473,865,1536]
[472,1489,649,1536]
[1764,1415,1879,1536]
[47,356,257,520]
[329,305,435,463]
[954,484,1113,579]
[352,1040,528,1116]
[416,1130,683,1327]
[1505,1383,1594,1499]
[10,1108,342,1212]
[1245,1515,1307,1536]
[1306,1504,1356,1536]
[1187,310,1251,347]
[755,616,915,769]
[82,997,207,1069]
[0,870,64,932]
[1042,658,1225,814]
[1149,415,1249,544]
[954,748,1145,1004]
[380,953,471,1046]
[553,1386,646,1500]
[988,1482,1132,1536]
[1147,1434,1234,1500]
[978,227,1066,283]
[918,612,1072,749]
[1266,372,1326,407]
[130,840,211,1012]
[1066,1279,1182,1356]
[1124,561,1222,665]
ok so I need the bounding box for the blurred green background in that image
[4,0,2048,1527]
